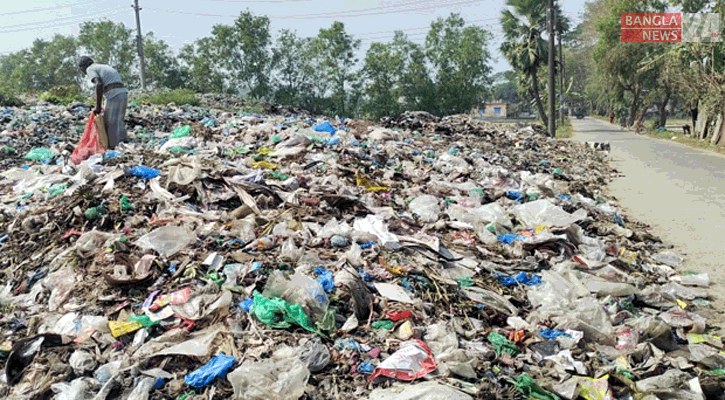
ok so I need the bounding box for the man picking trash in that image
[78,56,128,149]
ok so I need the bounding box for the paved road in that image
[572,118,725,305]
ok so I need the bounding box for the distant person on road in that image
[609,111,615,124]
[78,56,128,149]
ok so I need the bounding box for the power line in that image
[0,9,129,35]
[0,6,127,31]
[145,0,481,20]
[0,0,103,16]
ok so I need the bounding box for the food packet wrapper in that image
[370,339,436,381]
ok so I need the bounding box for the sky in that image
[0,0,589,72]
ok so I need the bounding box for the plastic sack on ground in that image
[409,195,441,223]
[135,225,194,258]
[313,121,336,134]
[370,340,437,381]
[298,337,330,372]
[227,345,310,400]
[184,353,237,388]
[263,270,329,322]
[72,112,105,165]
[651,251,683,267]
[25,147,56,163]
[50,377,96,400]
[252,290,318,333]
[369,381,473,400]
[129,165,161,179]
[166,157,202,186]
[510,199,587,229]
[353,214,399,248]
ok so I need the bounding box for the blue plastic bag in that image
[539,328,571,340]
[184,353,236,388]
[130,165,160,179]
[315,268,335,292]
[497,234,525,244]
[313,121,336,134]
[240,298,254,312]
[499,271,542,286]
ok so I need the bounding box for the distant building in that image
[478,101,509,118]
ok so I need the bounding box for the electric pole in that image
[133,0,147,90]
[558,10,565,124]
[547,0,556,137]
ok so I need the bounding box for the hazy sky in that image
[0,0,589,72]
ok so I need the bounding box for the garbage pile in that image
[0,99,722,400]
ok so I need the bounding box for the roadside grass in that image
[556,118,573,138]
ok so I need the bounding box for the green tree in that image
[0,35,80,93]
[178,37,225,93]
[426,14,493,115]
[272,30,313,106]
[78,20,136,85]
[362,32,409,119]
[591,0,667,126]
[313,21,361,116]
[500,0,568,130]
[143,32,185,90]
[212,11,273,98]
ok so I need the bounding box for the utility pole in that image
[547,0,556,137]
[558,10,565,125]
[133,0,147,90]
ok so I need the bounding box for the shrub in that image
[40,85,85,105]
[138,89,199,106]
[0,88,24,107]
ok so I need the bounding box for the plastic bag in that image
[227,346,310,400]
[510,199,586,229]
[94,360,122,384]
[298,337,330,372]
[512,374,560,400]
[263,270,329,322]
[678,273,709,287]
[45,267,77,311]
[651,251,683,267]
[69,350,97,375]
[369,381,473,400]
[170,125,191,138]
[279,238,303,263]
[25,147,56,163]
[370,340,437,381]
[127,377,155,400]
[51,377,96,400]
[409,195,441,223]
[313,121,336,134]
[129,165,161,179]
[71,112,105,165]
[135,225,194,258]
[353,215,399,248]
[252,291,318,333]
[184,353,237,388]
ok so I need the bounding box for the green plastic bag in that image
[25,148,55,163]
[487,331,519,356]
[252,291,319,334]
[371,320,394,330]
[512,374,560,400]
[129,314,158,328]
[170,125,191,139]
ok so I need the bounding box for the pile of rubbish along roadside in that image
[0,98,722,400]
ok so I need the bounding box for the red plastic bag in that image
[71,112,106,165]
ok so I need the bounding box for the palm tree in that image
[500,0,567,130]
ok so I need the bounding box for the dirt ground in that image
[572,117,725,332]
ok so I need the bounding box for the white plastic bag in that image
[135,225,194,258]
[227,346,310,400]
[409,195,441,223]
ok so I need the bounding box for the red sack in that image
[71,112,106,165]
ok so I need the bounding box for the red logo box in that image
[621,13,682,42]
